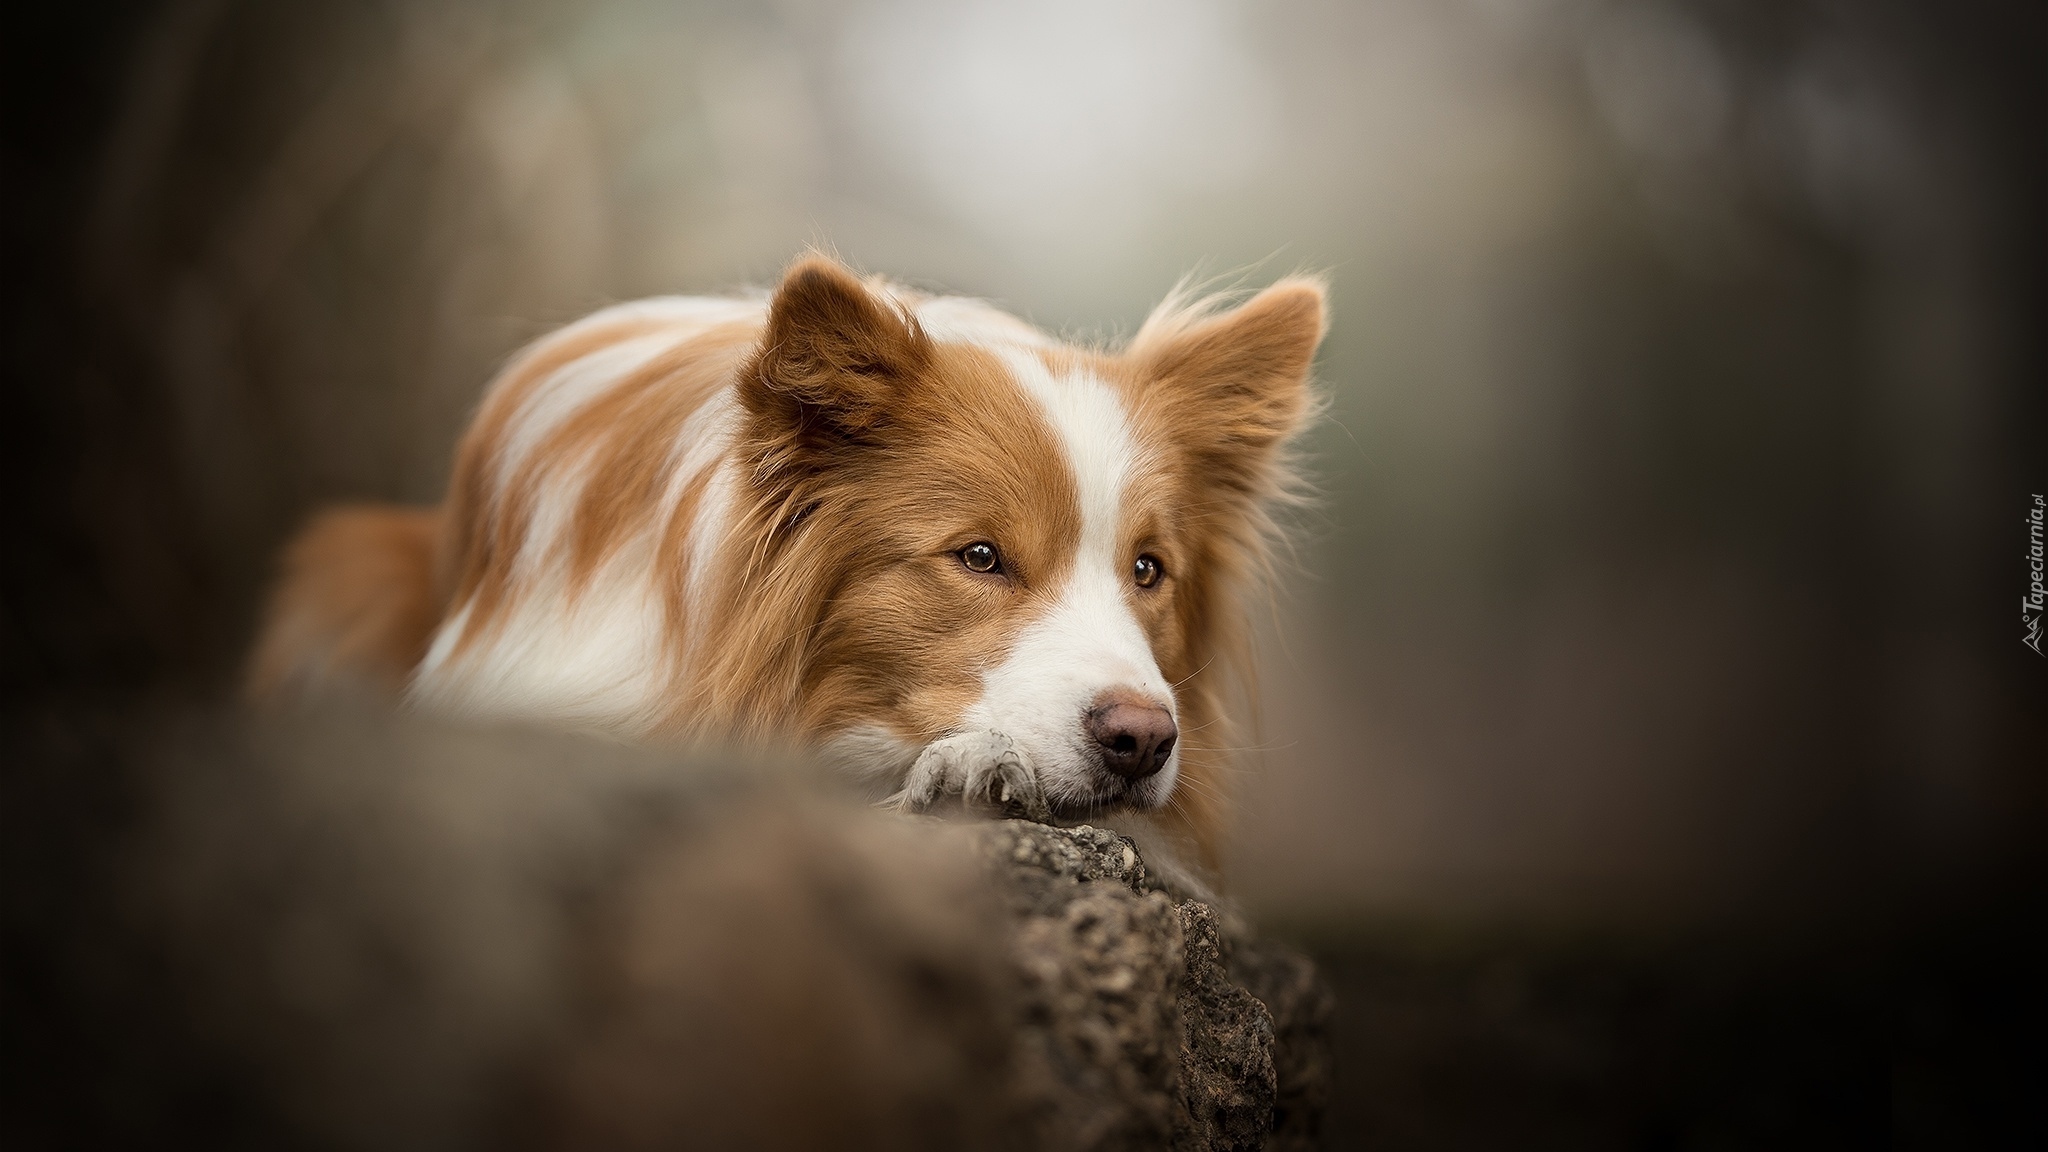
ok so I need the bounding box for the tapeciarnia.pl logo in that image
[2027,494,2045,656]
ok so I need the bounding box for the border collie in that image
[250,255,1324,861]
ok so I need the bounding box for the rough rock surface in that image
[7,708,1331,1150]
[969,820,1334,1151]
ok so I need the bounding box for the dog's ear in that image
[743,256,930,445]
[1134,277,1326,492]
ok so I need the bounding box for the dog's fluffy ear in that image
[744,256,930,443]
[1134,277,1326,492]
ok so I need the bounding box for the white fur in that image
[905,293,1050,347]
[960,351,1178,808]
[823,723,923,787]
[411,562,671,733]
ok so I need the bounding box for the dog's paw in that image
[891,730,1051,823]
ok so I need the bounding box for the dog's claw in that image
[987,751,1052,822]
[892,729,1049,823]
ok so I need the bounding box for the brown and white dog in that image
[250,256,1324,860]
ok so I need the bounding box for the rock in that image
[7,705,1331,1150]
[966,820,1331,1152]
[1229,940,1336,1152]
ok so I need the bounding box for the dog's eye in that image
[960,542,1002,575]
[1133,554,1163,588]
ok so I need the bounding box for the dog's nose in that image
[1085,694,1178,779]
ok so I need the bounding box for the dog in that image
[249,255,1324,860]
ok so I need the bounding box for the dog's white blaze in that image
[962,352,1178,808]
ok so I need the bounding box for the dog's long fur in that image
[251,256,1324,860]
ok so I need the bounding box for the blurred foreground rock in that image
[2,705,1328,1151]
[978,821,1331,1151]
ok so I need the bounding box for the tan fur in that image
[247,505,446,699]
[1112,280,1328,859]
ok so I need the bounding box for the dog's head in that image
[734,257,1324,817]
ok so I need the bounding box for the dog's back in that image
[247,505,444,699]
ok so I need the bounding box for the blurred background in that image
[4,0,2042,1145]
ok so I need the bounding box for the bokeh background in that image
[6,0,2043,1145]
